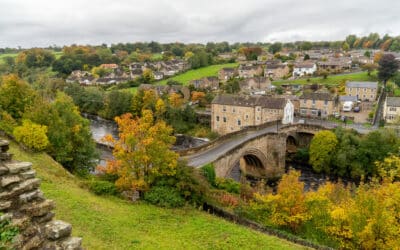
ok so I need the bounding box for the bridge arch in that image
[227,148,269,181]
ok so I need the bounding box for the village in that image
[66,47,400,136]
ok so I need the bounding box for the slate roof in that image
[346,81,378,89]
[300,92,335,101]
[212,94,285,109]
[386,97,400,107]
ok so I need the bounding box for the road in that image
[184,119,374,168]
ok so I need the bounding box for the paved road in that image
[184,119,374,168]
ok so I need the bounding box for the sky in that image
[1,0,400,48]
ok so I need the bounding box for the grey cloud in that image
[0,0,400,47]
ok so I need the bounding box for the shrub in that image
[87,180,118,196]
[201,163,216,186]
[0,111,17,135]
[13,120,49,151]
[215,178,240,194]
[144,186,185,208]
[0,214,19,249]
[210,190,240,208]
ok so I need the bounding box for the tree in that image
[342,42,350,52]
[393,72,400,88]
[101,111,178,192]
[142,68,154,83]
[223,79,240,94]
[378,54,399,88]
[24,92,98,174]
[364,50,371,58]
[91,66,112,77]
[13,120,49,151]
[0,74,36,119]
[100,90,133,119]
[373,51,383,63]
[303,54,310,60]
[309,130,338,173]
[361,63,378,76]
[169,93,183,108]
[191,91,206,106]
[268,42,282,54]
[300,42,313,51]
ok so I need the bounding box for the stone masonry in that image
[0,140,83,250]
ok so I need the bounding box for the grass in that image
[157,63,238,86]
[0,51,63,63]
[273,71,379,86]
[7,139,306,250]
[394,88,400,97]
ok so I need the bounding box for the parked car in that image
[354,106,361,112]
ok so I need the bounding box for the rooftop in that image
[346,81,378,89]
[212,94,286,109]
[386,97,400,107]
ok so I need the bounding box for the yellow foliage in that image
[13,120,49,151]
[169,93,184,108]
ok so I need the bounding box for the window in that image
[257,107,261,111]
[303,99,307,104]
[300,109,307,115]
[223,106,226,112]
[245,114,249,119]
[232,107,235,113]
[238,119,241,126]
[324,100,328,105]
[311,109,318,116]
[223,117,227,122]
[216,116,220,122]
[371,95,373,99]
[257,117,260,120]
[312,99,316,104]
[390,107,397,111]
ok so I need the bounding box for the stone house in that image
[383,97,400,123]
[264,62,290,79]
[100,63,118,69]
[211,94,286,135]
[238,64,263,78]
[190,76,219,90]
[299,91,337,118]
[218,68,237,82]
[293,62,317,77]
[317,58,351,72]
[345,81,378,101]
[66,70,95,85]
[138,84,191,101]
[154,71,164,80]
[239,77,271,94]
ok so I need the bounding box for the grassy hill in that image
[273,71,378,86]
[7,139,307,250]
[157,63,238,86]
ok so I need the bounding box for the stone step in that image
[45,220,72,240]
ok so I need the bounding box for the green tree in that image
[0,74,36,119]
[100,90,133,119]
[378,54,399,88]
[142,68,154,83]
[309,130,338,173]
[361,63,378,76]
[268,42,282,54]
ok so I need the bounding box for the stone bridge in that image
[181,123,331,180]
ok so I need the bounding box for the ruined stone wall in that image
[0,140,82,250]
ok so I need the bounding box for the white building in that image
[383,97,400,123]
[292,62,317,77]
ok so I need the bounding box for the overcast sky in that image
[1,0,400,48]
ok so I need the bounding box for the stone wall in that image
[0,140,82,250]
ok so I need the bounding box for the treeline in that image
[307,128,400,180]
[0,74,98,175]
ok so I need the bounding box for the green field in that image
[273,71,379,86]
[7,139,306,250]
[0,51,63,63]
[157,63,238,86]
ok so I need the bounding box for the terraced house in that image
[211,94,286,135]
[299,91,337,118]
[384,97,400,123]
[345,81,378,101]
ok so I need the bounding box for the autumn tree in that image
[191,91,206,106]
[169,93,184,108]
[378,53,399,88]
[0,75,37,119]
[268,42,282,54]
[361,63,378,76]
[251,171,309,232]
[101,110,178,192]
[142,68,154,83]
[309,130,338,173]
